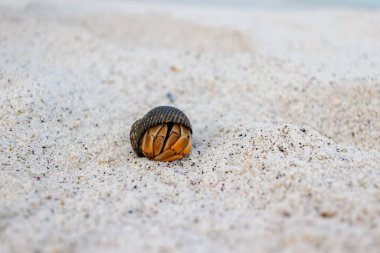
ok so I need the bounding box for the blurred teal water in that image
[140,0,380,8]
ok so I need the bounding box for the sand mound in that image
[276,78,380,150]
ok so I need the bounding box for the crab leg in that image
[153,124,168,157]
[162,124,181,151]
[181,136,192,155]
[156,125,192,162]
[141,124,164,159]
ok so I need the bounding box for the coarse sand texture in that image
[1,1,380,253]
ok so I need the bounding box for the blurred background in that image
[129,0,380,8]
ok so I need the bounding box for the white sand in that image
[1,1,380,252]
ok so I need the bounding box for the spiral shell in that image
[130,106,192,162]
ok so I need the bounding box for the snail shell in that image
[130,106,192,162]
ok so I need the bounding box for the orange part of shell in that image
[162,124,181,152]
[170,136,189,154]
[181,137,192,155]
[141,131,153,158]
[141,124,165,159]
[153,124,168,156]
[140,123,192,162]
[154,149,175,161]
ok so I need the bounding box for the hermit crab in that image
[130,106,192,162]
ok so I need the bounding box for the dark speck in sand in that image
[166,92,175,103]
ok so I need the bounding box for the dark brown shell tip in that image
[130,106,192,156]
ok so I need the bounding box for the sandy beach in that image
[1,0,380,252]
